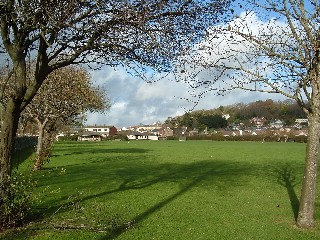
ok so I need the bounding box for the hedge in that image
[185,134,308,143]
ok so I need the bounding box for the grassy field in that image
[1,140,320,239]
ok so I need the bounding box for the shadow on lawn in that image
[32,158,252,239]
[51,147,150,157]
[12,146,35,169]
[99,164,223,240]
[8,143,305,239]
[275,163,300,220]
[34,147,153,188]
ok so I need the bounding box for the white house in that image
[127,132,158,140]
[270,120,284,129]
[295,118,308,124]
[78,131,102,141]
[84,125,117,137]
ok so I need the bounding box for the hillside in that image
[164,99,307,130]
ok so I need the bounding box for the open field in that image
[1,140,320,239]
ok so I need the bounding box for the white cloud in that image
[86,66,191,127]
[135,81,178,101]
[85,12,289,128]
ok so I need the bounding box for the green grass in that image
[1,140,320,239]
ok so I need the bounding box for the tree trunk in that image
[297,112,320,228]
[0,100,21,204]
[33,119,48,170]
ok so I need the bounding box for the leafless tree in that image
[177,0,320,228]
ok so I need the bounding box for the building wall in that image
[127,134,158,140]
[108,126,117,136]
[84,125,117,136]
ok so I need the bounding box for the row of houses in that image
[241,117,309,130]
[77,118,310,141]
[219,128,308,138]
[78,125,170,141]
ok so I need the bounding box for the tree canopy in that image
[165,99,306,129]
[23,65,110,170]
[24,65,109,128]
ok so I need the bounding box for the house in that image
[189,129,199,136]
[270,120,284,129]
[78,131,102,141]
[160,127,174,137]
[84,125,117,137]
[294,118,308,129]
[295,130,308,136]
[127,131,158,140]
[251,117,266,127]
[295,118,308,124]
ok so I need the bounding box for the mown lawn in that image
[1,140,320,239]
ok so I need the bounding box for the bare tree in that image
[178,0,319,228]
[23,65,109,170]
[0,0,230,226]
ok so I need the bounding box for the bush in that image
[58,135,79,141]
[166,136,179,140]
[0,172,35,230]
[291,135,308,143]
[185,134,308,143]
[103,135,129,141]
[14,136,37,152]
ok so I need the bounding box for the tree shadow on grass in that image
[99,166,220,240]
[30,159,252,239]
[12,146,35,169]
[7,143,306,239]
[51,147,151,157]
[274,163,300,220]
[34,148,152,188]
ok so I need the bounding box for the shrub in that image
[0,172,35,230]
[58,135,79,141]
[103,135,129,141]
[14,136,38,152]
[166,136,179,140]
[185,133,308,143]
[292,135,308,143]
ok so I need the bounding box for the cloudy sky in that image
[86,10,288,128]
[86,65,283,128]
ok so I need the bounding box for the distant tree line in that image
[165,99,307,131]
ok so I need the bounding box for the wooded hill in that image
[164,99,307,130]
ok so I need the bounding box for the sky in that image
[86,65,284,128]
[85,5,293,128]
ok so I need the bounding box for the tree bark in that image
[0,100,21,203]
[33,119,48,170]
[0,51,28,214]
[297,112,320,228]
